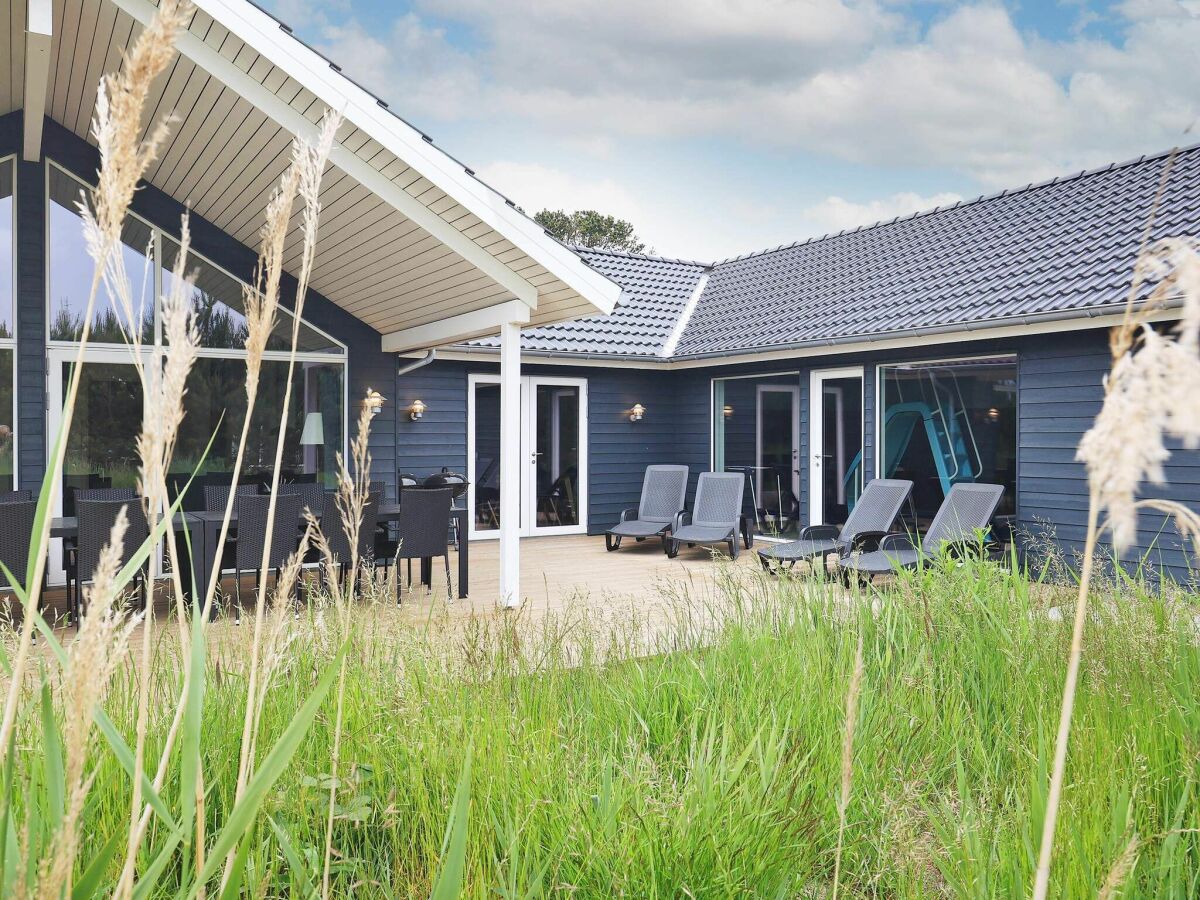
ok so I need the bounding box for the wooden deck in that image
[26,534,769,635]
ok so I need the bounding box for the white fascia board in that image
[113,0,537,309]
[22,0,53,161]
[188,0,621,317]
[382,300,531,354]
[412,306,1176,370]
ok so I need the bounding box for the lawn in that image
[12,553,1199,897]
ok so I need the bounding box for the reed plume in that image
[35,512,138,899]
[0,0,189,773]
[1034,152,1200,898]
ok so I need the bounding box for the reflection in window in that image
[712,373,800,538]
[161,238,342,353]
[172,358,344,487]
[48,167,154,344]
[879,357,1017,524]
[0,159,14,338]
[0,349,12,490]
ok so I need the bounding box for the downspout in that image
[397,347,437,376]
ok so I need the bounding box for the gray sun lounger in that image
[605,465,689,551]
[758,478,913,572]
[839,482,1005,579]
[666,471,746,559]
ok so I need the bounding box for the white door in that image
[467,374,588,539]
[809,367,864,527]
[755,384,800,532]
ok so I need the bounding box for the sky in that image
[265,0,1200,262]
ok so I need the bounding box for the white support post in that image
[498,320,522,608]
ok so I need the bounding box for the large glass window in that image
[878,356,1017,525]
[172,357,344,487]
[0,159,16,488]
[161,238,343,354]
[48,166,155,344]
[0,159,14,338]
[46,161,347,506]
[712,373,801,539]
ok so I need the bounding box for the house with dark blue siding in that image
[404,145,1200,582]
[3,0,1198,607]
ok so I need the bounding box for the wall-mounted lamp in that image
[406,399,428,421]
[363,388,386,418]
[723,404,735,419]
[986,406,1001,422]
[627,403,646,423]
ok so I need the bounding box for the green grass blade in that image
[0,731,15,897]
[267,815,317,900]
[131,827,186,900]
[430,745,473,900]
[178,609,208,838]
[217,835,254,900]
[72,831,122,900]
[93,707,179,834]
[192,645,346,896]
[39,675,65,832]
[29,410,71,589]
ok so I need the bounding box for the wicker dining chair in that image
[384,487,453,605]
[69,497,150,620]
[228,493,303,623]
[320,490,381,597]
[0,500,39,621]
[0,490,32,503]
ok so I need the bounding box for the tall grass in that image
[7,554,1200,895]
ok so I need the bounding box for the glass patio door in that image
[809,367,864,527]
[47,347,149,582]
[467,374,588,538]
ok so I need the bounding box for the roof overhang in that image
[7,0,621,352]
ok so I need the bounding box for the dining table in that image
[50,503,470,604]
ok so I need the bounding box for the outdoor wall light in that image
[406,399,428,421]
[627,403,646,423]
[723,404,735,418]
[363,388,386,418]
[986,406,1001,421]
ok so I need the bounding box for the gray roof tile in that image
[676,146,1200,356]
[460,145,1200,360]
[469,248,708,357]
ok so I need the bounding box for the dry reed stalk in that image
[321,399,374,900]
[0,0,190,770]
[1098,833,1139,900]
[34,514,138,899]
[831,631,864,900]
[116,218,200,897]
[1033,151,1200,898]
[219,112,340,893]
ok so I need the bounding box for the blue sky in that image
[268,0,1200,261]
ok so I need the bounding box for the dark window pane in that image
[879,357,1017,523]
[161,238,343,354]
[48,167,154,344]
[0,160,14,338]
[0,349,12,490]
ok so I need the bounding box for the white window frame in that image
[809,366,865,527]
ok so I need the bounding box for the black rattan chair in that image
[0,490,32,503]
[228,493,303,623]
[69,497,150,620]
[276,482,326,517]
[385,487,453,605]
[204,483,257,512]
[0,500,39,621]
[321,490,380,596]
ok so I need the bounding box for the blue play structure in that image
[844,371,981,509]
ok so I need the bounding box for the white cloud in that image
[801,191,965,235]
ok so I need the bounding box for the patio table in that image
[51,512,206,599]
[192,504,469,601]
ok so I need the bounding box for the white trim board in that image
[419,306,1173,370]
